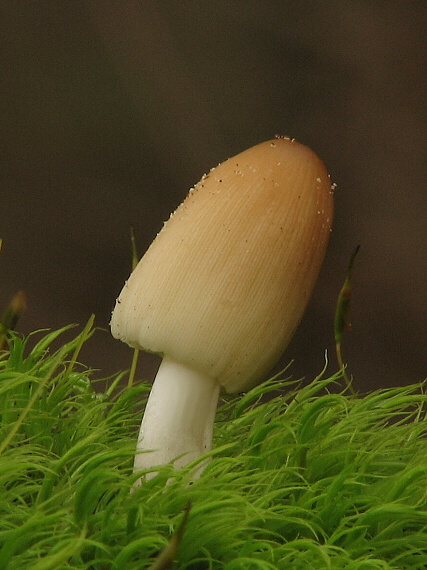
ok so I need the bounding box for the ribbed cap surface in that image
[111,137,334,392]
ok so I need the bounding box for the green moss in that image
[0,322,426,569]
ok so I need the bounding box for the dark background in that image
[1,1,425,391]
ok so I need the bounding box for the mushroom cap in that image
[111,137,334,393]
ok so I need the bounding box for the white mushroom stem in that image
[133,356,220,482]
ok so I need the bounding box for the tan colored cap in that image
[111,137,334,393]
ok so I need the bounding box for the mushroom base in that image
[133,356,220,483]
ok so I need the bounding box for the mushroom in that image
[111,137,334,481]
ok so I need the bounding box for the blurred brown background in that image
[1,1,425,391]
